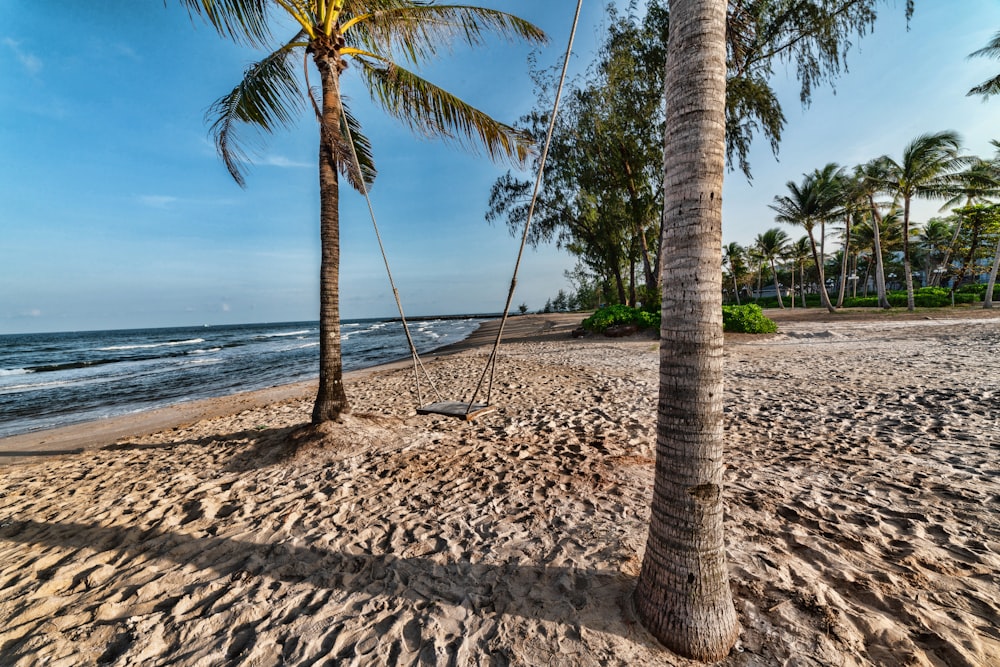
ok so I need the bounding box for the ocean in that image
[0,318,485,439]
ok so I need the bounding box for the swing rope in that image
[463,0,584,414]
[318,0,583,417]
[331,75,445,408]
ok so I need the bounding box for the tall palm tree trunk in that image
[985,234,1000,309]
[902,198,916,310]
[806,229,836,312]
[836,216,852,307]
[634,0,738,661]
[868,197,891,309]
[312,52,350,424]
[770,258,785,308]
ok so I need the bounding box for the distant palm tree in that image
[178,1,544,423]
[786,236,812,307]
[876,131,968,310]
[770,163,843,313]
[754,227,790,307]
[919,217,956,286]
[855,160,893,307]
[723,241,747,304]
[933,157,1000,285]
[967,29,1000,99]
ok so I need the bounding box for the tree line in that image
[729,136,1000,312]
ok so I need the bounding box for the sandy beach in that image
[1,310,998,665]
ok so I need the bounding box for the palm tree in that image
[723,241,746,304]
[769,163,842,313]
[967,29,1000,99]
[754,227,790,307]
[855,160,893,307]
[932,157,1000,285]
[787,236,812,307]
[877,131,968,310]
[633,0,738,661]
[918,217,955,286]
[177,1,545,423]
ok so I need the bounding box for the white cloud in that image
[138,194,178,208]
[260,155,312,169]
[3,38,42,75]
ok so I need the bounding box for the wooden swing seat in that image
[416,401,495,421]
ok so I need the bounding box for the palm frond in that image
[342,3,546,67]
[206,33,307,186]
[176,0,272,47]
[967,73,1000,99]
[356,56,533,165]
[338,100,378,191]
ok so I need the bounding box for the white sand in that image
[1,311,998,665]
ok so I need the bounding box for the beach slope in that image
[1,311,998,665]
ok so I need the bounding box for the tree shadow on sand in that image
[1,518,646,651]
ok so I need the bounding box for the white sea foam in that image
[0,368,31,376]
[262,329,312,338]
[98,338,206,351]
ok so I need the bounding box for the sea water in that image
[0,318,483,438]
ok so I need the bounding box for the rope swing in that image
[345,0,584,420]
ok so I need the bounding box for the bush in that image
[722,304,778,334]
[581,304,660,333]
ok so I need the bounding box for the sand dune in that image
[1,311,998,665]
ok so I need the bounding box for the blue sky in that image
[2,1,998,334]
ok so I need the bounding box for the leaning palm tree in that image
[177,1,545,423]
[877,131,968,310]
[770,163,843,313]
[967,29,1000,98]
[633,0,738,661]
[754,227,790,307]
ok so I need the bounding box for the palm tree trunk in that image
[836,216,851,308]
[311,55,350,423]
[789,262,796,309]
[800,262,807,307]
[934,219,964,286]
[732,272,741,305]
[634,0,738,661]
[985,234,1000,309]
[770,259,785,308]
[868,197,891,309]
[903,198,916,311]
[807,229,836,313]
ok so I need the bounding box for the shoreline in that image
[0,313,586,463]
[2,306,996,463]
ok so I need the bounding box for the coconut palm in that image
[723,241,747,304]
[633,0,738,660]
[786,235,812,307]
[876,131,968,310]
[967,29,1000,99]
[932,157,1000,285]
[769,163,843,313]
[854,160,894,307]
[754,227,790,307]
[918,217,955,286]
[177,1,544,423]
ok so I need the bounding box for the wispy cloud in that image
[137,195,178,208]
[260,155,312,169]
[3,37,42,75]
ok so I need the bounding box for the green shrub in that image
[722,304,777,334]
[582,304,650,332]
